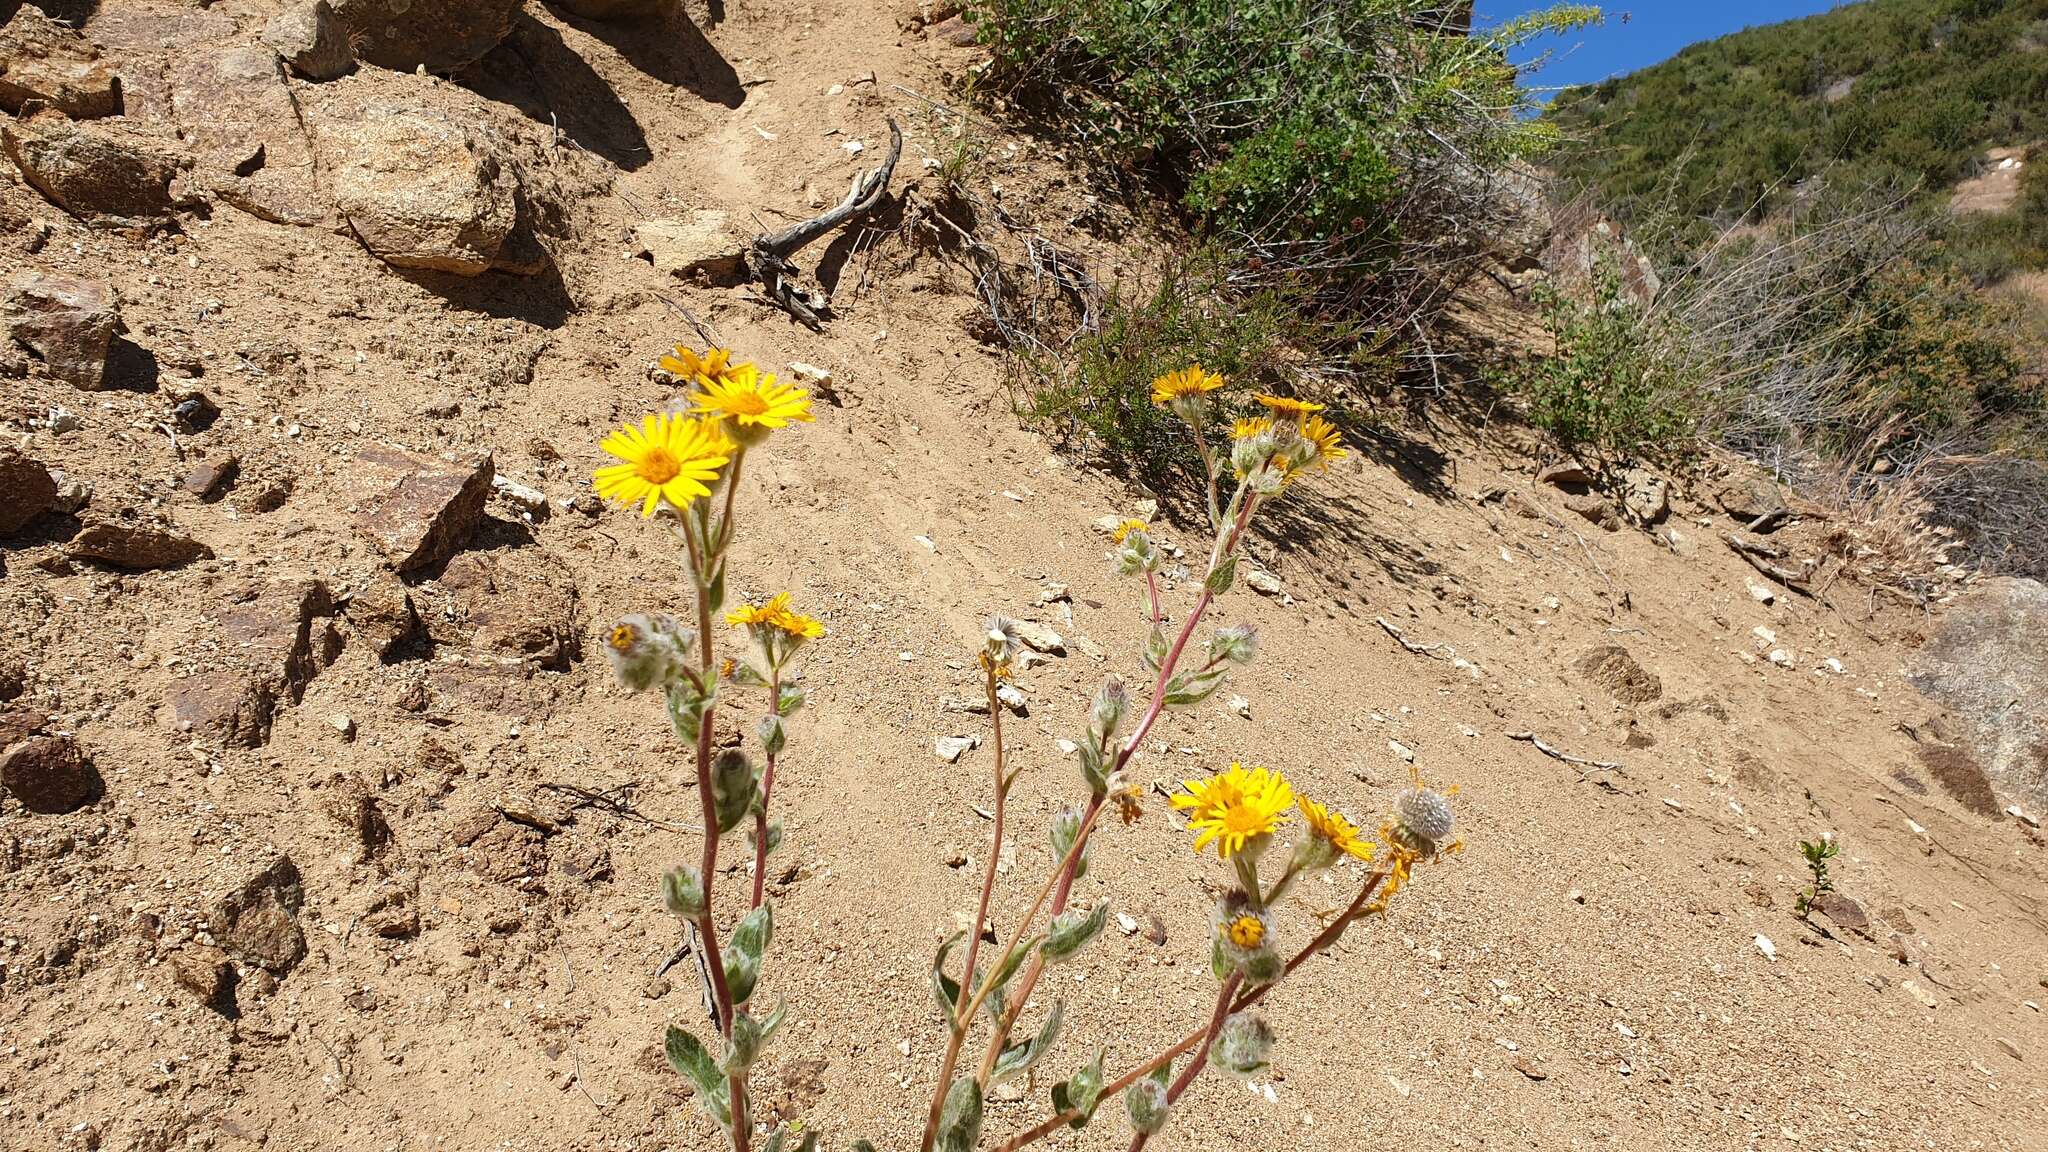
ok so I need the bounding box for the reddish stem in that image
[749,669,781,913]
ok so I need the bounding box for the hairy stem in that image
[749,667,780,912]
[1127,973,1242,1152]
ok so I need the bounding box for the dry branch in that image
[1376,616,1453,660]
[1506,730,1628,776]
[1724,531,1816,594]
[746,119,904,329]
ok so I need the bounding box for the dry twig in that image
[747,119,903,329]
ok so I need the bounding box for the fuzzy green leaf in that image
[936,1076,984,1152]
[732,902,774,961]
[931,930,966,1018]
[664,1025,731,1126]
[991,998,1064,1085]
[722,945,759,1006]
[1051,1047,1106,1128]
[1042,902,1109,963]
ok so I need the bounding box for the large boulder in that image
[3,274,119,390]
[2,113,189,221]
[167,48,326,226]
[1908,577,2048,811]
[330,0,523,73]
[0,7,122,120]
[558,0,671,19]
[314,100,520,275]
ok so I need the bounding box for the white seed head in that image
[1394,786,1456,849]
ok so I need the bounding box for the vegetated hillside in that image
[1546,0,2048,269]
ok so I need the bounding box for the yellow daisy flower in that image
[1297,796,1376,862]
[1226,913,1266,949]
[1110,518,1149,544]
[659,345,738,384]
[1253,393,1325,421]
[1150,365,1225,406]
[770,604,825,639]
[691,363,815,434]
[728,593,826,640]
[1172,763,1295,859]
[1231,416,1275,441]
[1299,414,1347,470]
[593,413,733,517]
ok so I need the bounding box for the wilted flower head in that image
[1297,795,1376,864]
[1123,1075,1170,1134]
[1089,675,1129,739]
[982,615,1022,669]
[1392,784,1456,854]
[603,612,694,692]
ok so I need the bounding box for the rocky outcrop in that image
[330,0,523,74]
[264,0,356,82]
[1909,577,2048,811]
[314,100,520,274]
[167,48,326,227]
[0,7,122,120]
[3,113,190,221]
[3,274,119,390]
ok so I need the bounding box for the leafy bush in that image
[1499,269,1697,463]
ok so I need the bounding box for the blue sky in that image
[1475,2,1860,96]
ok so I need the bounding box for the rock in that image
[1746,580,1776,605]
[1575,645,1662,705]
[0,8,122,120]
[492,474,549,520]
[633,212,746,280]
[1620,467,1669,525]
[0,446,58,535]
[328,713,357,741]
[346,572,420,660]
[163,579,340,747]
[1565,492,1619,531]
[994,683,1027,714]
[1715,476,1786,524]
[1812,892,1868,931]
[929,14,977,46]
[1245,570,1285,597]
[331,0,522,73]
[263,0,355,81]
[1908,578,2048,812]
[935,734,980,763]
[167,48,326,226]
[1767,648,1794,668]
[1115,912,1138,936]
[353,445,494,572]
[1754,934,1776,961]
[423,550,580,669]
[2011,805,2042,829]
[170,945,236,1011]
[1142,914,1167,946]
[0,734,103,814]
[314,98,521,276]
[1537,460,1592,488]
[45,405,81,433]
[207,855,306,974]
[68,518,211,569]
[1900,979,1940,1010]
[180,455,239,501]
[1228,694,1250,719]
[4,273,118,389]
[1011,620,1063,654]
[1513,1056,1548,1081]
[558,0,671,20]
[0,706,40,747]
[1995,1037,2023,1061]
[1036,581,1070,606]
[2,115,190,221]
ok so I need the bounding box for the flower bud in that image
[1123,1075,1170,1135]
[1207,624,1259,666]
[1048,806,1091,880]
[604,613,693,692]
[711,749,758,834]
[1209,1012,1274,1078]
[661,865,706,918]
[1089,676,1128,741]
[757,714,788,757]
[1393,786,1456,854]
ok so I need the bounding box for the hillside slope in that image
[2,3,2046,1151]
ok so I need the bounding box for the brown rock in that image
[1620,466,1669,525]
[364,903,419,938]
[1716,476,1785,524]
[69,519,211,569]
[1565,491,1619,531]
[331,0,522,72]
[929,14,978,46]
[558,0,671,18]
[170,944,236,1011]
[1576,644,1663,706]
[633,211,746,280]
[0,7,122,120]
[313,100,519,275]
[2,114,189,221]
[4,273,119,389]
[1812,891,1869,932]
[162,580,339,747]
[1,734,103,814]
[81,8,236,123]
[208,855,306,974]
[1513,1056,1548,1081]
[427,550,579,668]
[167,48,325,226]
[322,777,391,861]
[346,572,420,660]
[1537,460,1592,488]
[354,445,494,572]
[1908,578,2048,813]
[264,0,355,82]
[0,706,45,747]
[0,655,24,702]
[180,455,239,501]
[0,446,58,535]
[1142,913,1168,946]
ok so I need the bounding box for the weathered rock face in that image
[0,447,58,536]
[1908,577,2048,810]
[633,211,745,279]
[163,580,340,747]
[2,114,189,221]
[0,7,122,120]
[207,855,307,974]
[330,0,523,74]
[4,274,119,390]
[558,0,671,21]
[346,571,421,660]
[1576,644,1663,706]
[83,7,238,123]
[264,0,356,82]
[314,100,519,275]
[353,445,494,572]
[424,550,580,669]
[69,519,212,569]
[167,48,326,226]
[1,734,103,814]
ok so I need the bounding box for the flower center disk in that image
[636,447,683,485]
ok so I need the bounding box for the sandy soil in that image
[3,4,2046,1152]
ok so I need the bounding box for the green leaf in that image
[1204,555,1237,594]
[990,998,1064,1085]
[1163,666,1228,707]
[722,945,760,1006]
[758,714,788,757]
[794,1133,818,1152]
[935,1076,984,1152]
[1077,739,1107,795]
[664,1024,731,1126]
[732,902,774,961]
[778,684,807,717]
[711,750,758,834]
[1051,1047,1107,1128]
[1042,901,1109,963]
[1141,624,1169,671]
[979,935,1042,1003]
[930,930,966,1019]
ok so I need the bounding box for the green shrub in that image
[1499,270,1697,463]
